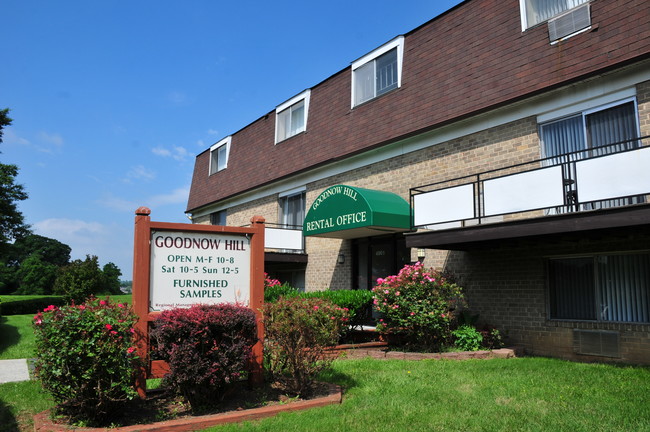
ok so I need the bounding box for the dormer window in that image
[209,136,231,175]
[521,0,589,29]
[351,36,404,108]
[275,90,311,143]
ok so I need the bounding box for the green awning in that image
[303,185,412,239]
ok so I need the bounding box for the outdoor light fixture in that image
[338,253,345,264]
[417,248,426,260]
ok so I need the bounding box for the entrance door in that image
[353,235,410,290]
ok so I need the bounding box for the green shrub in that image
[151,304,257,413]
[264,282,299,303]
[480,326,505,349]
[452,325,483,351]
[373,262,466,352]
[263,297,348,396]
[299,289,373,329]
[33,297,140,426]
[0,296,65,315]
[53,255,106,304]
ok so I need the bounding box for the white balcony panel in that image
[414,183,475,226]
[265,228,303,251]
[483,166,565,216]
[576,146,650,203]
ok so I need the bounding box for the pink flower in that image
[441,313,447,318]
[99,300,107,305]
[127,347,136,354]
[313,306,319,311]
[376,278,385,284]
[118,303,124,308]
[396,291,401,296]
[384,290,389,294]
[43,305,56,312]
[410,312,415,316]
[110,330,118,335]
[105,324,113,330]
[34,317,42,325]
[129,328,135,334]
[78,305,86,310]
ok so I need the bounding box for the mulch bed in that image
[34,380,342,432]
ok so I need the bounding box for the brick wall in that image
[221,113,539,291]
[441,228,650,365]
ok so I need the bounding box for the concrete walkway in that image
[0,358,31,383]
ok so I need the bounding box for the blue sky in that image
[1,1,463,280]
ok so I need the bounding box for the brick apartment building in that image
[187,0,650,364]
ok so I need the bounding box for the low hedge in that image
[0,296,66,315]
[263,287,373,328]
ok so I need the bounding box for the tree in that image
[15,254,58,295]
[53,255,106,303]
[0,108,30,257]
[11,234,71,267]
[101,262,122,295]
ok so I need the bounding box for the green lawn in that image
[1,357,649,431]
[205,357,650,432]
[0,380,53,432]
[0,314,37,360]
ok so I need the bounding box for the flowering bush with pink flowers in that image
[33,296,140,425]
[372,262,465,351]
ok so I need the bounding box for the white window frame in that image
[520,0,589,31]
[275,90,311,144]
[278,186,306,228]
[539,95,640,158]
[351,36,404,109]
[209,136,231,175]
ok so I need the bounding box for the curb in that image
[33,383,342,432]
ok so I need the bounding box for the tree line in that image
[0,108,124,299]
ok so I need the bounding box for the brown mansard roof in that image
[187,0,650,213]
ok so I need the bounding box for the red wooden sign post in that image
[131,207,265,398]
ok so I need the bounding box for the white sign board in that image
[149,230,251,311]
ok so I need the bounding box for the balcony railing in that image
[263,223,305,252]
[410,136,650,230]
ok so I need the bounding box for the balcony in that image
[407,136,650,249]
[263,223,307,263]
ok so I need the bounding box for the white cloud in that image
[148,186,190,207]
[207,129,219,136]
[3,128,31,146]
[32,218,133,278]
[151,145,189,162]
[34,218,106,237]
[38,131,64,147]
[168,90,188,105]
[125,165,156,182]
[98,193,139,212]
[4,128,64,154]
[151,146,171,157]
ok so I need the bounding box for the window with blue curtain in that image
[549,253,650,323]
[540,101,641,211]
